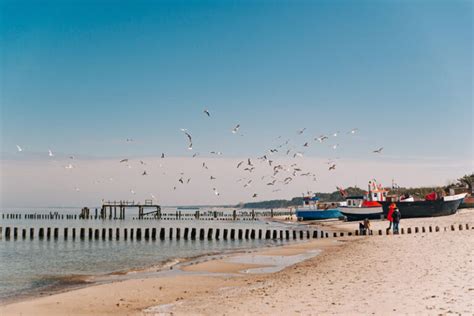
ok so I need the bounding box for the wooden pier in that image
[80,200,161,220]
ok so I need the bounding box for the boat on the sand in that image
[338,180,387,221]
[295,195,341,220]
[379,193,467,218]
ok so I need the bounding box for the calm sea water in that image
[0,207,303,301]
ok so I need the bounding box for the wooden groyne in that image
[0,223,471,241]
[1,209,293,221]
[0,226,325,241]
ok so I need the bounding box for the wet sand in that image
[1,209,473,315]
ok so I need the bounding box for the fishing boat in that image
[338,180,388,221]
[379,193,467,218]
[295,195,341,220]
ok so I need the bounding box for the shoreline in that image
[1,209,473,315]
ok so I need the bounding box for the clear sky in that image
[0,0,472,207]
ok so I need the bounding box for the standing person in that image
[393,207,401,234]
[386,203,396,234]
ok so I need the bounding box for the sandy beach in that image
[1,209,473,315]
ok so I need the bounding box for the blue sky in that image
[0,0,472,206]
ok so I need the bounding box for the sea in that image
[0,207,306,302]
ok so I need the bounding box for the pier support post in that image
[312,231,317,239]
[47,227,51,239]
[191,228,196,240]
[223,229,228,240]
[30,228,35,239]
[458,224,463,231]
[39,228,44,239]
[64,228,68,239]
[300,231,304,239]
[258,229,262,239]
[144,228,150,240]
[72,228,76,239]
[94,229,99,239]
[169,228,173,240]
[151,228,156,240]
[215,228,220,240]
[230,229,235,240]
[451,225,455,231]
[22,228,26,239]
[208,228,213,240]
[124,228,128,240]
[265,230,271,239]
[160,228,165,240]
[238,229,243,240]
[184,228,189,240]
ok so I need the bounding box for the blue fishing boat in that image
[295,195,342,220]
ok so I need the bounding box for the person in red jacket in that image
[386,203,396,234]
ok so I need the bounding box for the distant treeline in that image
[240,187,366,209]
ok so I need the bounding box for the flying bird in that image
[48,149,54,157]
[213,188,220,196]
[332,144,339,150]
[237,161,244,168]
[64,164,74,169]
[203,109,210,117]
[161,153,165,158]
[303,142,309,147]
[142,171,148,176]
[210,176,216,180]
[130,189,136,195]
[252,193,258,198]
[232,124,240,134]
[297,128,306,135]
[333,131,340,137]
[120,159,129,163]
[373,147,384,154]
[316,135,328,143]
[202,162,208,169]
[210,151,222,155]
[16,145,23,152]
[329,164,336,170]
[348,128,359,135]
[178,177,184,184]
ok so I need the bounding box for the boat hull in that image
[339,207,383,221]
[295,209,342,220]
[380,197,464,219]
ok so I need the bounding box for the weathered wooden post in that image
[101,228,106,239]
[264,230,270,239]
[184,228,189,240]
[215,228,220,240]
[88,228,93,239]
[130,228,134,240]
[22,228,26,239]
[451,225,455,231]
[124,228,128,240]
[136,228,141,240]
[230,229,235,240]
[312,230,317,239]
[64,227,68,239]
[94,229,99,239]
[415,227,419,233]
[160,228,165,240]
[79,228,84,239]
[238,229,243,240]
[458,224,463,231]
[144,228,150,240]
[191,228,196,240]
[108,228,113,239]
[5,227,11,239]
[244,229,249,239]
[258,229,263,239]
[300,231,304,239]
[429,226,432,233]
[72,228,76,239]
[30,228,35,239]
[39,227,44,239]
[401,228,405,234]
[53,228,58,239]
[46,227,51,239]
[208,228,213,240]
[223,228,228,240]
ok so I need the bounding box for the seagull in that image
[74,187,80,192]
[373,147,384,154]
[333,131,340,137]
[332,144,339,150]
[64,164,74,169]
[48,149,54,157]
[126,138,134,142]
[348,128,359,135]
[293,152,303,158]
[266,180,276,186]
[247,158,253,166]
[16,145,23,152]
[210,176,216,180]
[161,153,165,158]
[270,149,278,153]
[213,188,220,196]
[297,128,306,135]
[202,162,208,169]
[210,151,222,155]
[120,159,129,163]
[142,171,148,176]
[329,164,336,170]
[303,142,309,147]
[178,177,184,184]
[150,193,157,201]
[252,193,258,198]
[130,189,136,195]
[188,142,193,150]
[140,160,146,165]
[232,124,240,134]
[203,109,210,117]
[187,178,191,184]
[192,153,199,158]
[316,135,328,143]
[237,161,244,168]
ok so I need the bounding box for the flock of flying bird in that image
[14,108,384,202]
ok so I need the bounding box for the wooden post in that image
[207,228,213,240]
[176,228,181,240]
[101,228,106,239]
[109,228,113,239]
[378,229,382,235]
[215,228,220,240]
[144,228,150,240]
[30,228,35,239]
[130,228,134,240]
[333,232,337,238]
[168,228,173,240]
[151,228,156,240]
[435,226,439,232]
[230,229,235,240]
[250,229,255,239]
[191,228,196,240]
[458,224,463,231]
[466,223,469,230]
[124,228,128,240]
[312,230,317,239]
[39,227,44,239]
[451,225,455,231]
[136,228,142,240]
[348,232,352,236]
[94,229,99,239]
[265,230,271,239]
[89,228,93,239]
[401,228,405,234]
[238,229,243,240]
[258,229,262,239]
[429,226,432,233]
[64,227,68,239]
[223,229,228,240]
[245,229,249,239]
[184,228,189,240]
[22,228,26,239]
[422,227,425,233]
[299,231,304,239]
[46,227,51,239]
[160,228,165,240]
[72,228,76,239]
